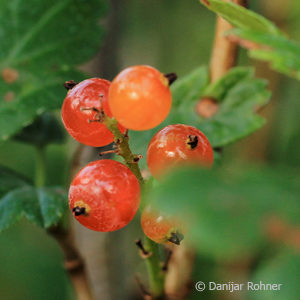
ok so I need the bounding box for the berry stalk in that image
[209,0,247,82]
[103,116,144,184]
[143,237,165,298]
[103,115,166,299]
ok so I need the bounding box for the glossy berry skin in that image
[62,78,125,147]
[141,206,181,245]
[69,159,140,232]
[108,65,172,131]
[147,124,214,178]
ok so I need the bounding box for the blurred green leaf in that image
[171,66,210,107]
[200,69,271,146]
[249,250,300,300]
[231,29,300,81]
[0,165,31,198]
[200,0,281,35]
[149,166,300,259]
[201,0,300,81]
[14,112,65,146]
[203,67,253,100]
[0,0,107,141]
[0,186,67,231]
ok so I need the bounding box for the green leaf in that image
[231,29,300,80]
[14,112,65,146]
[200,0,281,35]
[200,0,300,80]
[0,165,31,198]
[249,250,300,300]
[0,186,67,231]
[0,0,107,140]
[200,70,271,146]
[149,166,300,259]
[203,67,253,100]
[172,67,210,107]
[36,187,68,228]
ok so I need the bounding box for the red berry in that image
[108,65,172,130]
[61,78,125,147]
[147,124,214,178]
[141,206,183,245]
[69,159,140,232]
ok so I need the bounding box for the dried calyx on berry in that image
[72,206,87,216]
[186,135,198,149]
[164,72,178,85]
[167,231,184,245]
[64,80,78,90]
[71,200,90,217]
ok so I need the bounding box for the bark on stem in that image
[209,0,247,83]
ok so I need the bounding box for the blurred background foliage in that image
[0,0,300,299]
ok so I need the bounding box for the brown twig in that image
[99,149,120,156]
[135,275,152,300]
[209,0,247,83]
[48,225,93,300]
[165,244,195,300]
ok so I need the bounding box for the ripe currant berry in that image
[62,78,125,147]
[141,206,183,245]
[108,65,173,131]
[147,124,214,178]
[69,159,140,232]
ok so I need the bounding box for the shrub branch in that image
[103,115,166,300]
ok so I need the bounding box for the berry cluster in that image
[62,65,214,242]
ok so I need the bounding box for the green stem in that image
[143,237,165,298]
[35,146,46,187]
[104,117,144,183]
[103,116,165,299]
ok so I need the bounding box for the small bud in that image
[196,97,219,118]
[2,68,19,83]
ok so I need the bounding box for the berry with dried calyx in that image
[62,78,125,147]
[147,124,214,178]
[108,65,173,131]
[69,159,140,232]
[141,206,183,245]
